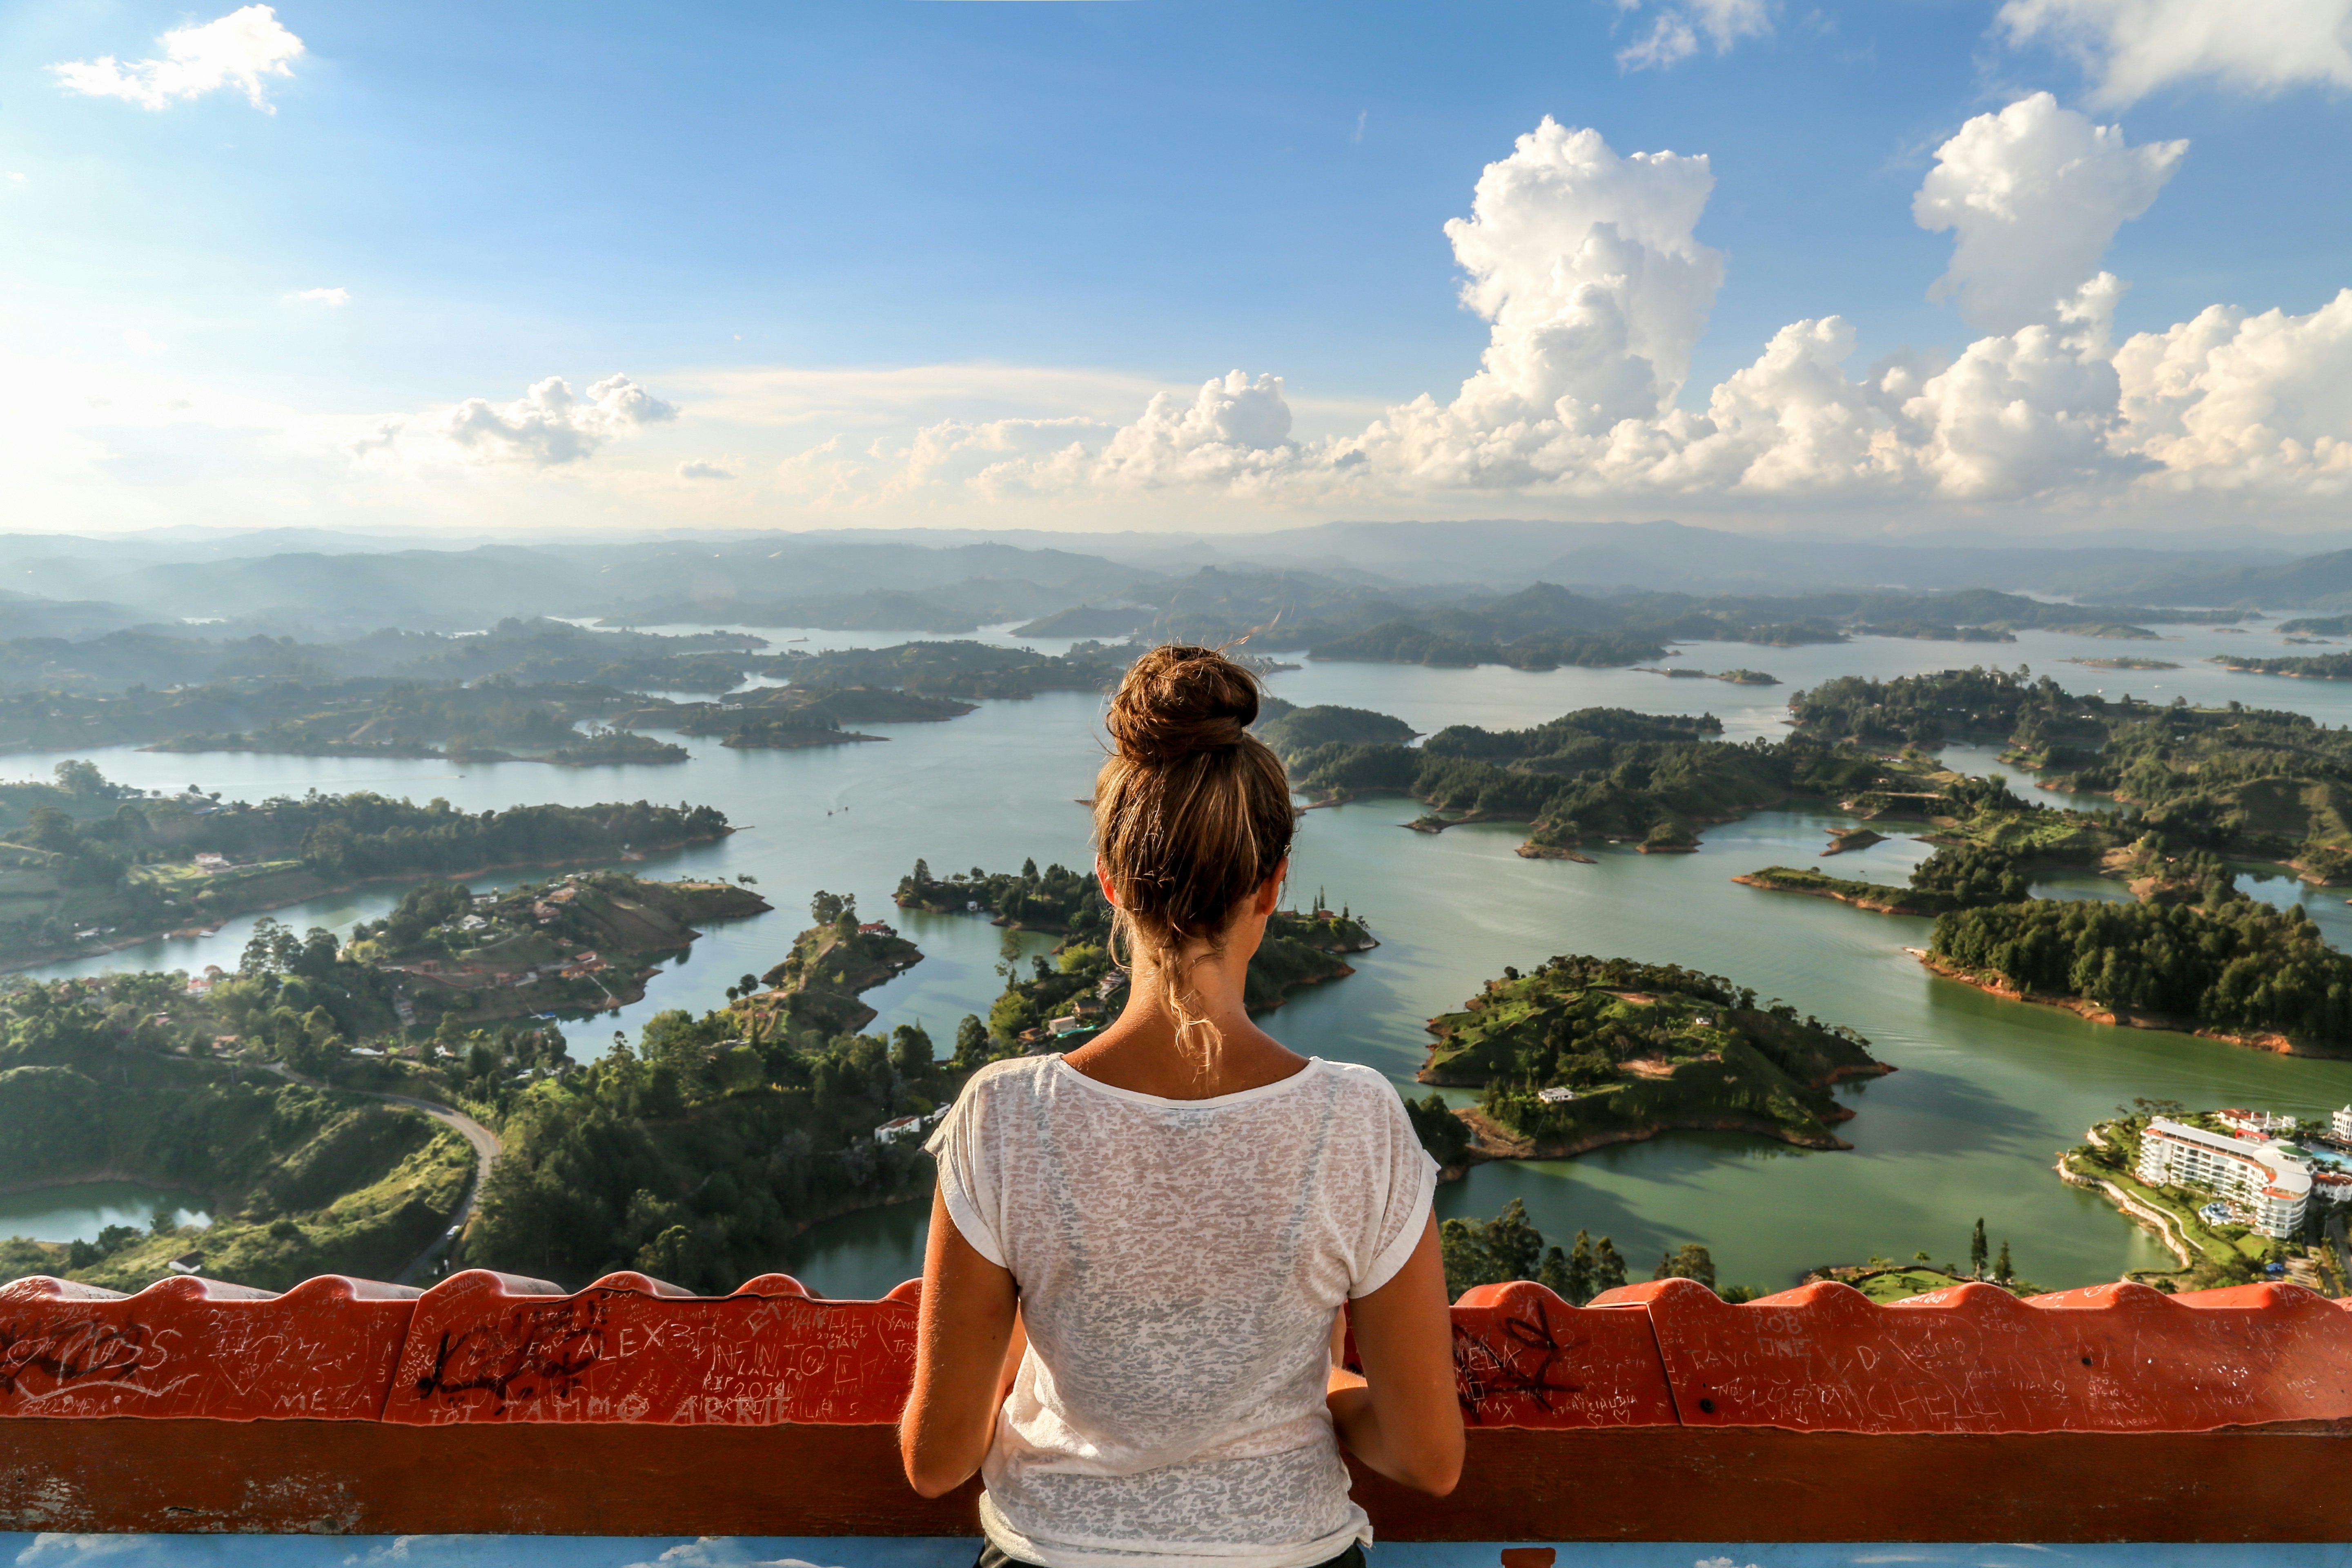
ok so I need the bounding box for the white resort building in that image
[2137,1118,2312,1237]
[2333,1105,2352,1144]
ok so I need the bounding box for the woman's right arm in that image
[900,1186,1020,1498]
[1326,1214,1463,1496]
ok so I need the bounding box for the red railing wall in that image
[3,1268,2349,1539]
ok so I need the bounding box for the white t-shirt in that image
[926,1055,1438,1568]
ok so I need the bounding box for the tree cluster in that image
[1932,896,2352,1045]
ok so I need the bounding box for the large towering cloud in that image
[1998,0,2352,107]
[1914,94,2185,333]
[1446,118,1724,425]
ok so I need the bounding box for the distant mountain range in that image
[4,519,2352,644]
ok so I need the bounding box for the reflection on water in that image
[16,631,2352,1297]
[0,1181,212,1243]
[786,1199,933,1301]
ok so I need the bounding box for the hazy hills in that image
[2,519,2351,652]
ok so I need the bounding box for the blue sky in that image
[2,0,2350,537]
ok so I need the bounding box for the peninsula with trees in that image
[0,763,734,967]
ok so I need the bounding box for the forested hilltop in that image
[0,766,731,967]
[1412,954,1890,1163]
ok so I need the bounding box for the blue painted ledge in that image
[4,1543,2348,1568]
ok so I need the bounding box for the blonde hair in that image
[1094,645,1295,1062]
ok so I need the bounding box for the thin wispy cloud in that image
[1998,0,2352,106]
[287,287,350,307]
[1617,0,1772,70]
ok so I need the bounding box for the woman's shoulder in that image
[951,1054,1056,1108]
[1306,1058,1415,1117]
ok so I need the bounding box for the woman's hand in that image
[1326,1214,1463,1496]
[900,1187,1021,1498]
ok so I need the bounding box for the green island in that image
[2057,1106,2334,1293]
[0,618,768,719]
[2278,615,2352,636]
[1793,666,2352,881]
[1733,844,2030,917]
[1633,666,1780,685]
[1923,895,2352,1056]
[2209,651,2352,679]
[894,858,1376,1048]
[1251,696,1420,760]
[610,683,973,748]
[0,764,732,968]
[2065,657,2179,671]
[543,728,691,766]
[1152,581,2243,670]
[1411,953,1893,1164]
[759,640,1134,700]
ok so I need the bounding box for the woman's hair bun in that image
[1106,644,1261,765]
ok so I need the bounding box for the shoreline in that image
[2054,1151,2195,1271]
[1732,871,1939,917]
[1452,1104,1853,1160]
[1906,947,2349,1059]
[0,833,737,977]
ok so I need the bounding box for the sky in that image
[2,0,2350,539]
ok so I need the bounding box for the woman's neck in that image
[1058,949,1309,1100]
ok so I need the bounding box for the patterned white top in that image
[927,1054,1438,1568]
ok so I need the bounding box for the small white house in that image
[1536,1086,1578,1105]
[876,1107,946,1145]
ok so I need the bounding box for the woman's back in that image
[931,1054,1434,1564]
[899,645,1462,1566]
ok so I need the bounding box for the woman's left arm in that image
[900,1185,1021,1498]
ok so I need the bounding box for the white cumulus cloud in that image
[1998,0,2352,107]
[1914,93,2185,333]
[51,5,305,113]
[677,459,737,480]
[355,374,678,467]
[287,286,349,307]
[880,111,2352,512]
[2115,286,2352,488]
[1617,0,1772,70]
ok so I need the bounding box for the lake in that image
[16,618,2352,1298]
[0,1181,211,1244]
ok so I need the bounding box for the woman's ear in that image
[1094,856,1121,908]
[1253,857,1289,917]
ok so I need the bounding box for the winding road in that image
[262,1064,502,1286]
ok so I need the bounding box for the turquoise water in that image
[0,1180,210,1243]
[16,621,2352,1298]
